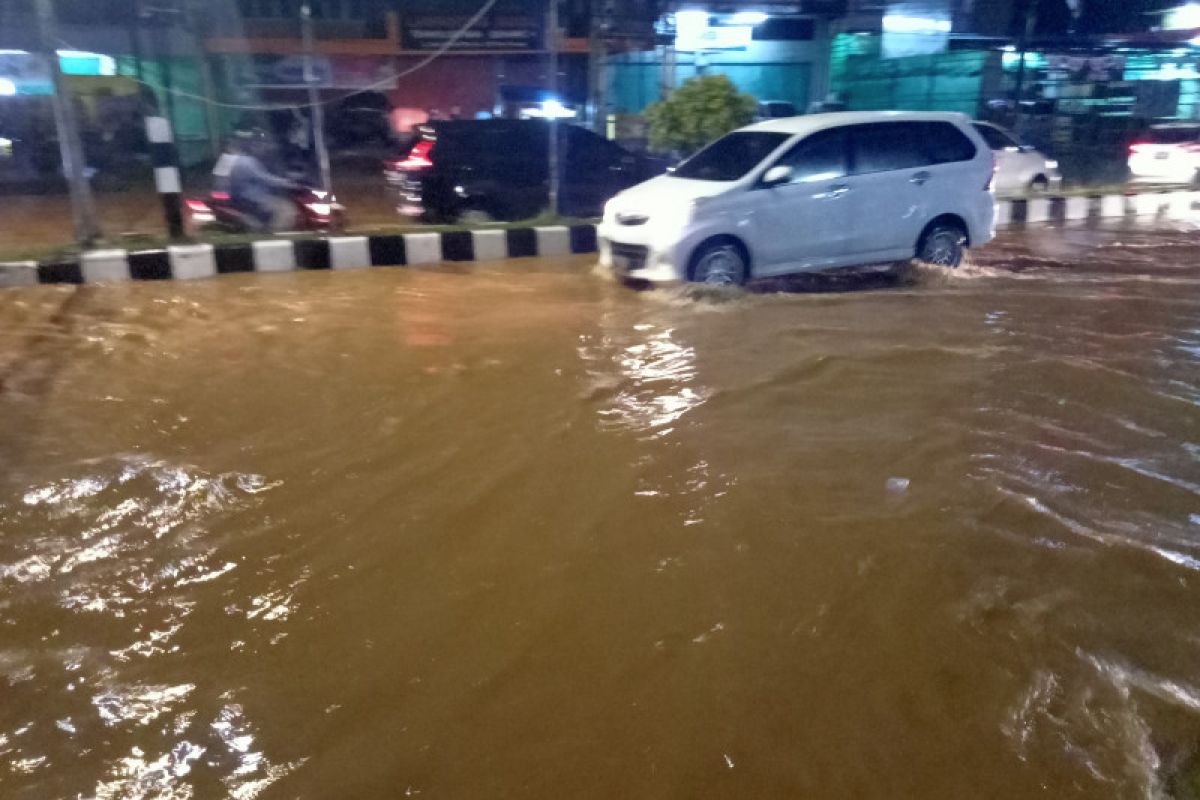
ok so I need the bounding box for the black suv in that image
[385,119,663,222]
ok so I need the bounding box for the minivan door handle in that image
[910,170,932,185]
[814,183,850,200]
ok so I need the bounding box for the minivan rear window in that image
[673,132,790,181]
[973,123,1019,151]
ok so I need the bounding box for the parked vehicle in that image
[384,120,664,222]
[756,100,797,121]
[971,121,1061,195]
[1128,123,1200,185]
[185,185,344,234]
[599,111,995,286]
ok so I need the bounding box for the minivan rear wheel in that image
[690,240,748,286]
[917,223,967,268]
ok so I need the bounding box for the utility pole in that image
[1012,0,1038,136]
[35,0,101,246]
[301,2,332,194]
[128,0,146,84]
[588,0,609,135]
[547,0,560,215]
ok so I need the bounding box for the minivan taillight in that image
[394,140,433,170]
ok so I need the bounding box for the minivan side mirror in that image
[761,165,793,188]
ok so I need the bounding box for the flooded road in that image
[2,223,1200,799]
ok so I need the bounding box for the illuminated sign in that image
[674,10,755,52]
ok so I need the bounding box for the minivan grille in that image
[611,242,649,270]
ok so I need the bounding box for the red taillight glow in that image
[1129,142,1149,154]
[186,199,210,212]
[211,191,230,201]
[394,140,434,170]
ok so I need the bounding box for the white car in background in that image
[1128,123,1200,185]
[972,121,1061,196]
[600,111,996,286]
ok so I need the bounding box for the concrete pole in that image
[34,0,101,246]
[132,0,185,240]
[301,2,332,194]
[1012,0,1038,136]
[588,0,608,135]
[547,0,560,215]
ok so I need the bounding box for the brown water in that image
[3,225,1200,799]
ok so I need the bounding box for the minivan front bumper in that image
[597,221,693,283]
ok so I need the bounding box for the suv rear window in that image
[849,121,976,174]
[1146,127,1200,144]
[674,132,790,181]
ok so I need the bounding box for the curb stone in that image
[0,224,601,287]
[1,194,1196,288]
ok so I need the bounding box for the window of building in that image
[752,18,815,41]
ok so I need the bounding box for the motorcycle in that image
[185,184,345,235]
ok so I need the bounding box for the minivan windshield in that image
[673,132,790,181]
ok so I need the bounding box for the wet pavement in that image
[2,222,1200,798]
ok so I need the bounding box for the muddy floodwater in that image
[2,225,1200,799]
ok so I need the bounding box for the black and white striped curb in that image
[993,189,1200,226]
[1,191,1197,289]
[0,224,600,288]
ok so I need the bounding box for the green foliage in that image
[645,75,758,156]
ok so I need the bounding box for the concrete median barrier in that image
[0,224,603,287]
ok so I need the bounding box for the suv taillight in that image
[393,140,433,170]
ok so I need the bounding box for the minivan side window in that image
[770,129,848,184]
[921,122,977,163]
[849,121,976,175]
[849,122,929,174]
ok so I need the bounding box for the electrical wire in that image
[57,0,502,112]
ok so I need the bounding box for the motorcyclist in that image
[213,130,299,232]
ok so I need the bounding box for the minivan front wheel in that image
[690,240,748,286]
[917,223,967,268]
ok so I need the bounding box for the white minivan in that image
[599,111,995,286]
